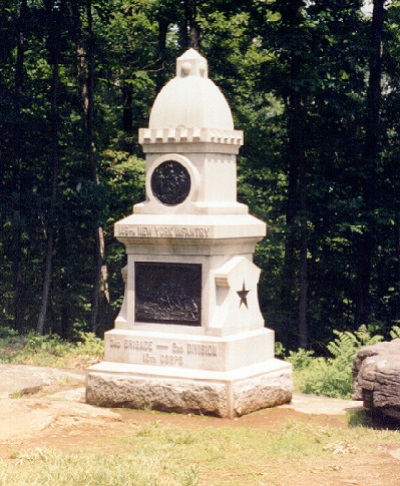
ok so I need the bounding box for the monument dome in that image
[149,48,234,131]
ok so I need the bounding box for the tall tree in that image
[85,0,109,333]
[13,0,28,333]
[184,0,200,50]
[37,0,61,334]
[355,0,386,326]
[268,0,310,347]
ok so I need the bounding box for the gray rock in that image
[352,339,400,413]
[0,364,85,399]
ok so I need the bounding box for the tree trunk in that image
[180,0,200,50]
[37,229,55,335]
[80,0,110,333]
[186,0,200,50]
[122,84,133,133]
[280,94,299,341]
[37,1,60,334]
[13,0,28,333]
[286,86,308,348]
[280,0,308,347]
[156,18,168,93]
[298,135,308,348]
[355,0,385,326]
[396,218,400,323]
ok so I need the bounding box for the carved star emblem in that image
[237,281,250,309]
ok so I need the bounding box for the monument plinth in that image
[86,49,292,417]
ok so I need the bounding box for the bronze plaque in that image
[151,161,191,205]
[135,262,201,325]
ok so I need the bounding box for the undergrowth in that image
[287,325,400,399]
[0,329,103,369]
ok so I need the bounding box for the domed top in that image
[149,49,234,131]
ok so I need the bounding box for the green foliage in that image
[74,331,105,356]
[0,331,103,369]
[0,326,19,339]
[1,0,400,350]
[326,325,383,363]
[389,326,400,340]
[287,348,315,370]
[274,341,286,358]
[289,326,384,399]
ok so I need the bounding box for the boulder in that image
[352,339,400,416]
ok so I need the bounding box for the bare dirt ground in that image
[1,365,400,485]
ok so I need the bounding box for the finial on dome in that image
[176,48,208,78]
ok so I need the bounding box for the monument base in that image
[86,359,292,418]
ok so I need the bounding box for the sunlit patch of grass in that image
[2,417,400,485]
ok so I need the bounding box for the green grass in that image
[1,416,400,485]
[1,327,400,484]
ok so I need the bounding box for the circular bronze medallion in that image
[151,161,191,205]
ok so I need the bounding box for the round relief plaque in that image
[151,160,191,205]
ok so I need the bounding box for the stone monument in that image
[86,48,292,417]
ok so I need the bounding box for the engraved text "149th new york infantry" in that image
[117,225,211,239]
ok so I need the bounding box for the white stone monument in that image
[86,49,292,417]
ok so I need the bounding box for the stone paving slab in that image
[281,392,363,415]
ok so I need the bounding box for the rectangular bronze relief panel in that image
[135,262,201,325]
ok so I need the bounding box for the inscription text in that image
[117,225,210,239]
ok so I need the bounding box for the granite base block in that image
[86,360,292,418]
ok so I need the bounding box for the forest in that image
[1,0,399,351]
